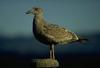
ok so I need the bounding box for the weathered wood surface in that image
[33,59,59,68]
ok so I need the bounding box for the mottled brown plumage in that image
[43,24,79,44]
[26,7,87,59]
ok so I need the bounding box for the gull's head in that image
[26,7,43,15]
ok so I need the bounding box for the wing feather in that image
[42,24,78,43]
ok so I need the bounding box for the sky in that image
[0,0,100,37]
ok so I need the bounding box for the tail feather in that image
[77,38,88,43]
[77,37,88,43]
[75,36,88,43]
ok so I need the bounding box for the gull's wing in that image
[42,24,79,44]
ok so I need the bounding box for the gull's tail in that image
[76,36,88,43]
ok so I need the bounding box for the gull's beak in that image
[25,10,33,14]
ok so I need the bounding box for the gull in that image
[26,7,87,59]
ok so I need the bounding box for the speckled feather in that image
[42,23,79,44]
[27,7,79,45]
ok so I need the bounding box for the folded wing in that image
[42,24,79,44]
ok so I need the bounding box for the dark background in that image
[0,32,100,68]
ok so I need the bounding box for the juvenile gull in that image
[26,7,87,59]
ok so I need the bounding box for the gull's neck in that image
[34,14,43,20]
[34,15,43,22]
[33,14,45,32]
[34,14,45,25]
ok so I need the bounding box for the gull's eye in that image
[35,8,38,10]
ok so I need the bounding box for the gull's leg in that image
[52,44,55,59]
[50,45,52,59]
[49,44,55,59]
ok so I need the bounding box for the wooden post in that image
[32,45,59,68]
[33,59,59,68]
